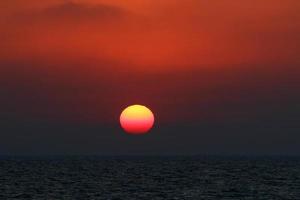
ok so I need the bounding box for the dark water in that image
[0,156,299,199]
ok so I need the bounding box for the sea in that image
[0,156,299,199]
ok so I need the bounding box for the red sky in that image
[0,0,299,124]
[1,0,299,67]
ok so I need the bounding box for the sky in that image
[0,0,299,155]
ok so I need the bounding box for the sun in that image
[120,105,155,134]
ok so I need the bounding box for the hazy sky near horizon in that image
[0,0,299,155]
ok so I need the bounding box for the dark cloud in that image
[0,59,299,155]
[12,2,130,24]
[1,61,299,122]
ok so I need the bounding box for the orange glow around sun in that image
[120,105,154,134]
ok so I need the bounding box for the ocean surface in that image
[0,156,299,199]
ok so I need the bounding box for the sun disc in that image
[120,105,154,134]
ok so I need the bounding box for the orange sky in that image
[1,0,299,70]
[0,0,299,124]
